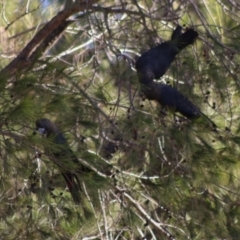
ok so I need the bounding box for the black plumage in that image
[136,25,198,84]
[142,82,216,127]
[36,118,91,204]
[135,26,215,127]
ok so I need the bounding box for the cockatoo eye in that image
[38,127,46,135]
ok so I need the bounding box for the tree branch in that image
[0,0,100,80]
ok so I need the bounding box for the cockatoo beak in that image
[38,127,46,135]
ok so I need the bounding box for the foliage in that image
[0,0,240,239]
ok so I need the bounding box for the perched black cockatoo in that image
[136,25,198,84]
[142,82,216,127]
[35,118,92,204]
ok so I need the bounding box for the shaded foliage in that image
[0,0,240,239]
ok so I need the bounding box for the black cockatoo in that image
[35,118,92,204]
[136,25,198,84]
[142,82,216,127]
